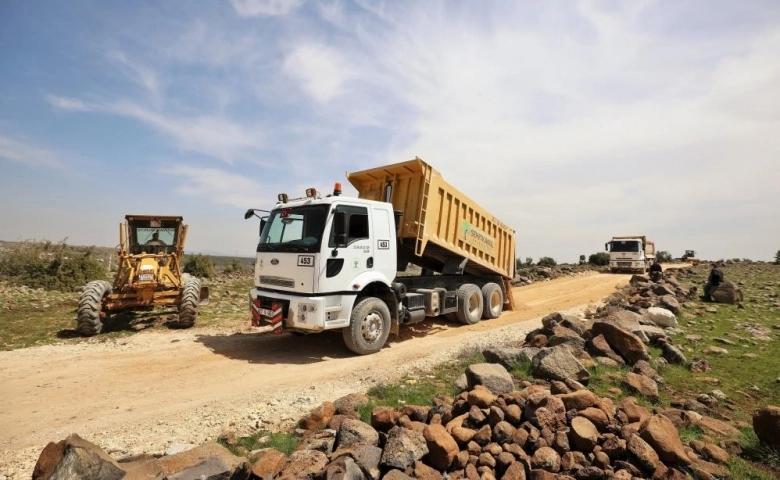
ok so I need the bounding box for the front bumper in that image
[249,288,328,332]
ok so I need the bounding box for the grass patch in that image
[220,430,300,457]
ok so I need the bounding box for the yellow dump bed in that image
[347,157,516,279]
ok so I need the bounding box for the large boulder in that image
[645,307,677,328]
[711,281,743,304]
[639,415,691,466]
[591,321,649,364]
[753,406,780,451]
[32,434,124,480]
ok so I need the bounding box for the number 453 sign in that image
[377,239,390,250]
[297,255,314,266]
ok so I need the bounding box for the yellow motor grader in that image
[76,215,209,336]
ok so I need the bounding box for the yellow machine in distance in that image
[76,215,209,336]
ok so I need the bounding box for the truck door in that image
[319,205,373,294]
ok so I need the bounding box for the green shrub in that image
[183,254,215,279]
[656,251,673,263]
[775,249,780,265]
[223,258,243,274]
[588,252,610,266]
[0,240,107,291]
[537,256,556,268]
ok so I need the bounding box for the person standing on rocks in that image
[702,262,724,301]
[649,261,663,282]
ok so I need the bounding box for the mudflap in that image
[199,286,210,306]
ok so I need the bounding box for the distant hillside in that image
[0,240,255,270]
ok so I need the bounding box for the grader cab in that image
[76,215,209,336]
[681,250,700,266]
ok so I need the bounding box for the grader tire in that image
[77,280,112,336]
[177,277,201,328]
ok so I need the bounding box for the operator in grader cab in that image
[146,231,166,246]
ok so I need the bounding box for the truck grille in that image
[258,276,295,288]
[617,262,632,267]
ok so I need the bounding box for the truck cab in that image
[605,236,655,273]
[246,185,399,348]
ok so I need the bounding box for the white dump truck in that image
[605,235,656,273]
[244,157,517,355]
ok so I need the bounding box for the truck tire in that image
[456,284,483,325]
[177,277,201,328]
[77,280,112,336]
[481,283,503,319]
[343,297,391,355]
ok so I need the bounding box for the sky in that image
[1,0,779,263]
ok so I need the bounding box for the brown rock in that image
[753,405,780,450]
[502,461,528,480]
[627,434,661,473]
[413,460,443,480]
[591,321,649,364]
[623,372,659,399]
[701,444,730,464]
[530,334,548,347]
[639,415,691,465]
[698,416,740,438]
[569,417,599,451]
[578,408,609,432]
[250,448,287,479]
[558,390,601,412]
[619,397,651,424]
[468,386,498,409]
[334,392,370,415]
[371,406,399,432]
[451,426,477,444]
[158,442,249,478]
[423,424,460,471]
[587,334,625,364]
[531,446,561,472]
[298,401,336,430]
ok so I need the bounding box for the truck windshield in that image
[610,241,640,252]
[258,205,329,253]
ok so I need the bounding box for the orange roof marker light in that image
[333,182,342,196]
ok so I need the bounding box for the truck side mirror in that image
[259,218,268,237]
[604,243,609,251]
[244,209,254,220]
[334,211,348,247]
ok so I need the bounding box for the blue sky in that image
[1,0,779,262]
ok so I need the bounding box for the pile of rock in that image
[512,265,599,286]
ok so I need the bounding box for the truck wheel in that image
[177,277,201,328]
[77,280,112,336]
[481,283,503,319]
[343,297,391,355]
[456,284,483,325]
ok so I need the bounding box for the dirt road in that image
[0,271,631,474]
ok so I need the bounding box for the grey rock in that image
[465,363,515,394]
[379,426,428,470]
[531,346,590,383]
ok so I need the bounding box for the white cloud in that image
[282,42,355,103]
[159,164,266,208]
[0,135,63,169]
[107,51,161,95]
[230,0,306,17]
[46,95,91,112]
[47,95,264,163]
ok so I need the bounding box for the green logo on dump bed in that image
[461,221,496,254]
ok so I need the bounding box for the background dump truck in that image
[245,157,516,355]
[605,235,656,273]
